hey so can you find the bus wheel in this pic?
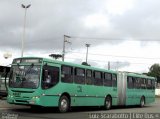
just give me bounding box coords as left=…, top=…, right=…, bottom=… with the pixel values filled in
left=140, top=97, right=145, bottom=107
left=58, top=95, right=70, bottom=113
left=104, top=96, right=112, bottom=110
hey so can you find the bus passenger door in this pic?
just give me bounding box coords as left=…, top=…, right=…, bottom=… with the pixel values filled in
left=41, top=63, right=60, bottom=106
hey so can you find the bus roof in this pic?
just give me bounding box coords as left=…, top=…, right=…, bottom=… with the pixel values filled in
left=13, top=57, right=155, bottom=79
left=13, top=57, right=117, bottom=74
left=43, top=57, right=117, bottom=74
left=126, top=72, right=155, bottom=80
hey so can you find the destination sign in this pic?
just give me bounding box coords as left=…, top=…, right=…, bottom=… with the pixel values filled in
left=13, top=58, right=42, bottom=64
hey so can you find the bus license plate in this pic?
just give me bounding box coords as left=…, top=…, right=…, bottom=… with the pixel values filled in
left=13, top=92, right=21, bottom=97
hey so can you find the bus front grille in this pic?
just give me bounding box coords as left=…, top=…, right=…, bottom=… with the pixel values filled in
left=15, top=100, right=29, bottom=103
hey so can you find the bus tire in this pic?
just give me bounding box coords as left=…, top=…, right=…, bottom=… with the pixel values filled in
left=58, top=95, right=70, bottom=113
left=104, top=96, right=112, bottom=110
left=140, top=96, right=145, bottom=107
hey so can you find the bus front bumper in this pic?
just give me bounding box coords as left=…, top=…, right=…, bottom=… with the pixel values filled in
left=7, top=95, right=41, bottom=106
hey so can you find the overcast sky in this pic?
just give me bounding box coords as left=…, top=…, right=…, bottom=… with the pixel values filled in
left=1, top=0, right=160, bottom=73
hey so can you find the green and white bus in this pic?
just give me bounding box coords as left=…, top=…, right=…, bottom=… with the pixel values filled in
left=7, top=57, right=155, bottom=112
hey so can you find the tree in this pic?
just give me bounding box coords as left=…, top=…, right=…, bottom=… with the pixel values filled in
left=81, top=62, right=90, bottom=66
left=147, top=63, right=160, bottom=83
left=49, top=54, right=62, bottom=60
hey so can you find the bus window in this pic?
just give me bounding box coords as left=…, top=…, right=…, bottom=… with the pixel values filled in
left=61, top=66, right=73, bottom=83
left=94, top=71, right=103, bottom=86
left=151, top=80, right=155, bottom=89
left=104, top=73, right=112, bottom=87
left=141, top=78, right=146, bottom=89
left=42, top=66, right=59, bottom=89
left=147, top=79, right=152, bottom=89
left=112, top=74, right=117, bottom=87
left=74, top=68, right=85, bottom=84
left=134, top=78, right=141, bottom=89
left=86, top=70, right=93, bottom=85
left=127, top=76, right=134, bottom=89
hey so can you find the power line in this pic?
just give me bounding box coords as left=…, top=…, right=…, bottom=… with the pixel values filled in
left=65, top=57, right=154, bottom=65
left=69, top=36, right=160, bottom=41
left=68, top=51, right=160, bottom=60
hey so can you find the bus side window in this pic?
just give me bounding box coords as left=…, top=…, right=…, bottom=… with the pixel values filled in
left=147, top=79, right=152, bottom=89
left=127, top=76, right=133, bottom=89
left=151, top=80, right=155, bottom=89
left=133, top=78, right=138, bottom=89
left=94, top=71, right=103, bottom=86
left=86, top=70, right=93, bottom=85
left=104, top=73, right=112, bottom=87
left=42, top=66, right=59, bottom=89
left=74, top=68, right=85, bottom=84
left=52, top=70, right=59, bottom=84
left=137, top=78, right=141, bottom=89
left=141, top=78, right=146, bottom=89
left=112, top=74, right=117, bottom=87
left=134, top=78, right=140, bottom=89
left=61, top=66, right=73, bottom=83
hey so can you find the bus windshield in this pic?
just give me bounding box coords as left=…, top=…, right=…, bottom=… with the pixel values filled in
left=9, top=65, right=41, bottom=89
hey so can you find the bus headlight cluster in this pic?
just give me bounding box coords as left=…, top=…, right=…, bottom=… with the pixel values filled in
left=32, top=96, right=40, bottom=99
left=8, top=95, right=13, bottom=98
left=29, top=96, right=40, bottom=104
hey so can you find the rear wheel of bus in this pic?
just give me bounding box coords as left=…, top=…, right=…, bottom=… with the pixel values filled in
left=140, top=96, right=145, bottom=107
left=58, top=95, right=70, bottom=113
left=104, top=96, right=112, bottom=110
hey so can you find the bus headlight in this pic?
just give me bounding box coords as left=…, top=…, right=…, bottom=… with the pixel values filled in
left=32, top=96, right=40, bottom=99
left=29, top=96, right=40, bottom=104
left=8, top=95, right=13, bottom=98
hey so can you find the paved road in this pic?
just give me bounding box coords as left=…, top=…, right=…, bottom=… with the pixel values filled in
left=0, top=98, right=160, bottom=119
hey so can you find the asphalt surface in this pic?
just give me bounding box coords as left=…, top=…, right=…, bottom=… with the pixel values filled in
left=0, top=98, right=160, bottom=119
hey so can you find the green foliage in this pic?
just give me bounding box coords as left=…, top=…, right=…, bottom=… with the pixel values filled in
left=147, top=63, right=160, bottom=83
left=49, top=54, right=62, bottom=60
left=81, top=62, right=90, bottom=66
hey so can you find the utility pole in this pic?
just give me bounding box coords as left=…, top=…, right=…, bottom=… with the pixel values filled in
left=21, top=4, right=31, bottom=57
left=85, top=44, right=90, bottom=64
left=62, top=35, right=71, bottom=61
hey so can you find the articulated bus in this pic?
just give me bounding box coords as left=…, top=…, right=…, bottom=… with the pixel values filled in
left=0, top=66, right=10, bottom=97
left=7, top=57, right=155, bottom=112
